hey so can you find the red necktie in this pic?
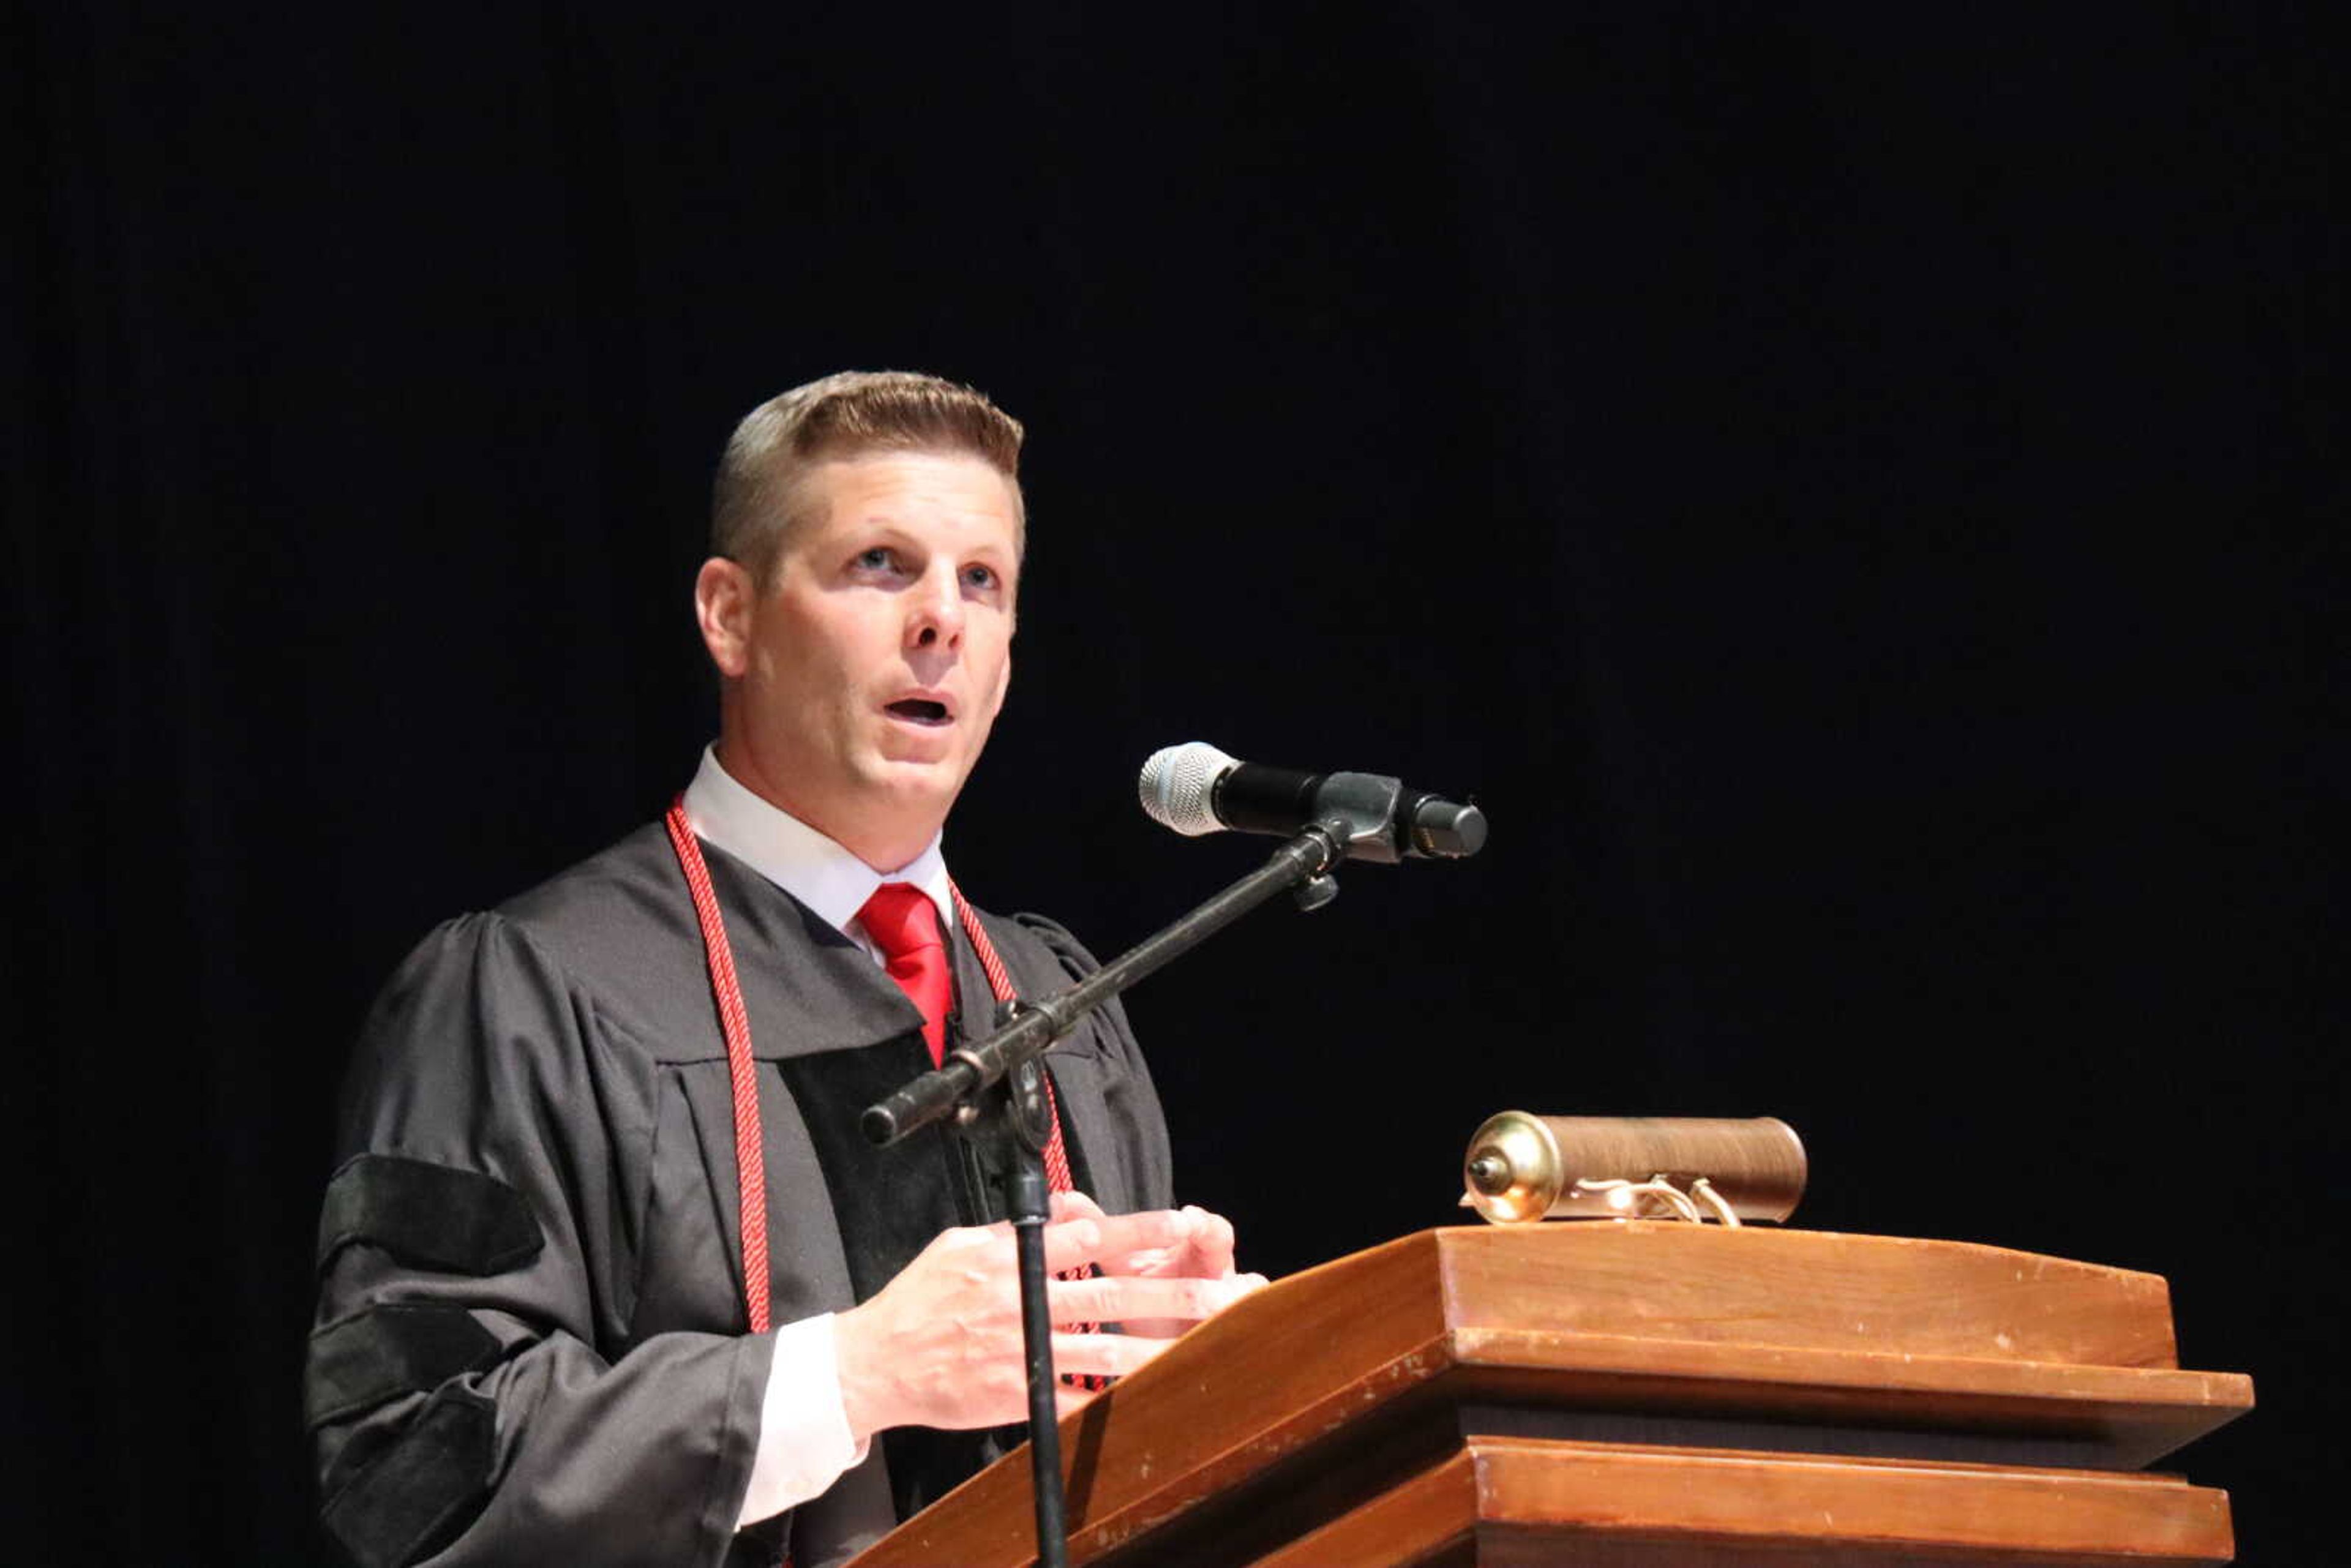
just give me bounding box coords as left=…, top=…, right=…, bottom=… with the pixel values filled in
left=858, top=883, right=953, bottom=1068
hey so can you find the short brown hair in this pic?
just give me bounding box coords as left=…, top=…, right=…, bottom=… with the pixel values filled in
left=710, top=370, right=1026, bottom=582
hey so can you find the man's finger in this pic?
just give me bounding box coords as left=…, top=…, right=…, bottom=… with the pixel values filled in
left=1048, top=1271, right=1254, bottom=1326
left=1120, top=1272, right=1272, bottom=1339
left=1049, top=1329, right=1173, bottom=1381
left=956, top=1194, right=1106, bottom=1258
left=1038, top=1207, right=1198, bottom=1276
left=1168, top=1204, right=1239, bottom=1276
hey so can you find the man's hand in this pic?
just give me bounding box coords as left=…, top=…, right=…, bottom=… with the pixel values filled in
left=831, top=1199, right=1268, bottom=1442
left=1049, top=1191, right=1267, bottom=1339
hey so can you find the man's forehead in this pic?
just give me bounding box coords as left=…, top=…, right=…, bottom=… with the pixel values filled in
left=789, top=449, right=1025, bottom=553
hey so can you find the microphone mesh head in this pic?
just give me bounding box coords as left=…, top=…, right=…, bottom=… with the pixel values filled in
left=1138, top=742, right=1238, bottom=836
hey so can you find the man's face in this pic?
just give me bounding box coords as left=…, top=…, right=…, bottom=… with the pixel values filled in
left=703, top=450, right=1021, bottom=870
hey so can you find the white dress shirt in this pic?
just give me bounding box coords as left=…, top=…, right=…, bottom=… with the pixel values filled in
left=680, top=745, right=954, bottom=1529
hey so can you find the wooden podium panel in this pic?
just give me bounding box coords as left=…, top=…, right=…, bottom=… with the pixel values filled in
left=847, top=1226, right=2252, bottom=1568
left=1251, top=1438, right=2235, bottom=1567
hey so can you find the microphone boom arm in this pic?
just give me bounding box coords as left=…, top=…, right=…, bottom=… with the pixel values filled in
left=861, top=820, right=1350, bottom=1146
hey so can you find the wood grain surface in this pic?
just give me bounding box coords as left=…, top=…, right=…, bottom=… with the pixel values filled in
left=1250, top=1436, right=2235, bottom=1567
left=1434, top=1223, right=2183, bottom=1364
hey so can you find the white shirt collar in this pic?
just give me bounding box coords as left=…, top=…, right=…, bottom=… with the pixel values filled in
left=681, top=745, right=954, bottom=953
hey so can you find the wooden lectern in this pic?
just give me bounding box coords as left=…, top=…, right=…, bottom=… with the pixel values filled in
left=847, top=1225, right=2253, bottom=1566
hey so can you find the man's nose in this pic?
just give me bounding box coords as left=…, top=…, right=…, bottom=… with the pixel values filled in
left=906, top=565, right=964, bottom=650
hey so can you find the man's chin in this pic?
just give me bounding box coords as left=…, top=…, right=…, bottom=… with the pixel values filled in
left=856, top=756, right=969, bottom=819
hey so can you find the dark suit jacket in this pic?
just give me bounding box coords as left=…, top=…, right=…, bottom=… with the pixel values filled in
left=308, top=822, right=1174, bottom=1568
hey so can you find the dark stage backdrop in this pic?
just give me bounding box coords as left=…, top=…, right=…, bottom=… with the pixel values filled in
left=6, top=5, right=2339, bottom=1561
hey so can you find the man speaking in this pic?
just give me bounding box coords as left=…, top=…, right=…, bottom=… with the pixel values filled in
left=307, top=372, right=1259, bottom=1567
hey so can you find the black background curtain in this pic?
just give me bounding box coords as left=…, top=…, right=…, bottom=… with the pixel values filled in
left=5, top=5, right=2339, bottom=1560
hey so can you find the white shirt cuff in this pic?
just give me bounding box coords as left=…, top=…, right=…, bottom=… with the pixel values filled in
left=737, top=1312, right=872, bottom=1528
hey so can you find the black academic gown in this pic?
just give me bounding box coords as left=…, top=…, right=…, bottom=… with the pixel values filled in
left=307, top=823, right=1174, bottom=1568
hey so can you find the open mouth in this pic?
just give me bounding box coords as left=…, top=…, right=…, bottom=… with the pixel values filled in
left=885, top=698, right=951, bottom=726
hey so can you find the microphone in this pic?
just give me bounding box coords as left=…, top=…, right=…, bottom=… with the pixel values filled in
left=1138, top=742, right=1487, bottom=863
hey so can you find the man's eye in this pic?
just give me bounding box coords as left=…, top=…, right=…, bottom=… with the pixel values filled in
left=854, top=547, right=896, bottom=572
left=962, top=564, right=999, bottom=591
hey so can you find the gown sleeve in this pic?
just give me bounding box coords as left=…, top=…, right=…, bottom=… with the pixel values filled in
left=307, top=912, right=774, bottom=1568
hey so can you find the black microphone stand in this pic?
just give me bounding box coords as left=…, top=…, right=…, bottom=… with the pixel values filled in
left=861, top=820, right=1354, bottom=1568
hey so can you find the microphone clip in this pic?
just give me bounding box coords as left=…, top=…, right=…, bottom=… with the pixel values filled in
left=1305, top=771, right=1421, bottom=866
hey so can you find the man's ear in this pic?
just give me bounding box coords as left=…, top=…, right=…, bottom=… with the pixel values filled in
left=694, top=557, right=755, bottom=680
